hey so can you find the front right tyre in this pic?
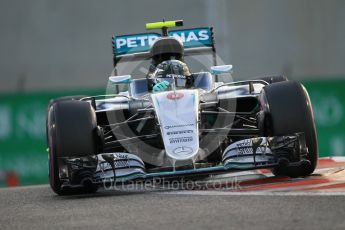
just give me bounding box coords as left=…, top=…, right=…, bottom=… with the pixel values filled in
left=47, top=99, right=98, bottom=195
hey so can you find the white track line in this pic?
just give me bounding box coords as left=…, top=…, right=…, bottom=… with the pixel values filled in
left=160, top=190, right=345, bottom=196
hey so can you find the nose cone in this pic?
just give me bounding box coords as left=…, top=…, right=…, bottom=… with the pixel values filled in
left=151, top=89, right=199, bottom=160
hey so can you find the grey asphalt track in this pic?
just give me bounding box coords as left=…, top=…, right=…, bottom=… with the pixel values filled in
left=0, top=185, right=345, bottom=230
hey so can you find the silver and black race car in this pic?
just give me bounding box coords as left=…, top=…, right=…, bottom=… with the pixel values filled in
left=46, top=20, right=318, bottom=195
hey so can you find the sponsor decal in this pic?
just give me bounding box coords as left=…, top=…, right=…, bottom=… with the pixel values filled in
left=0, top=106, right=11, bottom=139
left=169, top=29, right=210, bottom=44
left=114, top=28, right=213, bottom=55
left=236, top=139, right=251, bottom=148
left=114, top=153, right=129, bottom=159
left=173, top=146, right=194, bottom=155
left=237, top=147, right=253, bottom=155
left=232, top=139, right=270, bottom=155
left=167, top=130, right=193, bottom=135
left=100, top=153, right=131, bottom=168
left=113, top=160, right=130, bottom=168
left=236, top=139, right=253, bottom=155
left=167, top=92, right=184, bottom=100
left=116, top=34, right=159, bottom=49
left=100, top=160, right=130, bottom=169
left=169, top=136, right=193, bottom=144
left=164, top=124, right=194, bottom=130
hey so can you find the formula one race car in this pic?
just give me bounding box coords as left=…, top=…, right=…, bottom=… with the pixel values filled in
left=46, top=20, right=318, bottom=195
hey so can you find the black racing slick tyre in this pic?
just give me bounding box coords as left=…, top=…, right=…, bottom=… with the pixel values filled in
left=48, top=95, right=87, bottom=107
left=257, top=75, right=288, bottom=84
left=262, top=81, right=318, bottom=177
left=46, top=96, right=87, bottom=143
left=47, top=100, right=98, bottom=195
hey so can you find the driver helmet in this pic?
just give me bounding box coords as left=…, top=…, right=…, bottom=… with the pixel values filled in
left=150, top=37, right=184, bottom=66
left=154, top=60, right=192, bottom=88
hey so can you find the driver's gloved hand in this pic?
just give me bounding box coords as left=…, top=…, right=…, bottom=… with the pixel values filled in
left=153, top=80, right=170, bottom=92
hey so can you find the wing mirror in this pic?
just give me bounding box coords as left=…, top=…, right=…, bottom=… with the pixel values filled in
left=108, top=75, right=132, bottom=84
left=210, top=65, right=233, bottom=75
left=108, top=75, right=132, bottom=96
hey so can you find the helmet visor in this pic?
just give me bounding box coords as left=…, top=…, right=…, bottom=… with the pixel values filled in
left=156, top=74, right=187, bottom=88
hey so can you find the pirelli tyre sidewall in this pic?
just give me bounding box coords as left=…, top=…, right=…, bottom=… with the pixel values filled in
left=262, top=81, right=318, bottom=177
left=47, top=99, right=97, bottom=195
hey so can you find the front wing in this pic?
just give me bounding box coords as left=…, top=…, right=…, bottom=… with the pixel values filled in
left=60, top=134, right=309, bottom=189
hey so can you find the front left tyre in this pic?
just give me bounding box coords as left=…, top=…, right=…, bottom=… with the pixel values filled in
left=262, top=81, right=318, bottom=177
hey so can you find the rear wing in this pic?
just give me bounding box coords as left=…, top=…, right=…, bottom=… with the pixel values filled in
left=111, top=27, right=216, bottom=66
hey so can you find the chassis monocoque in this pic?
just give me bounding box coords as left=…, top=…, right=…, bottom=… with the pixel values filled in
left=46, top=22, right=318, bottom=195
left=46, top=75, right=318, bottom=195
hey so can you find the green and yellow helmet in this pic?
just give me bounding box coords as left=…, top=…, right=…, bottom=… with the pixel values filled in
left=154, top=60, right=192, bottom=89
